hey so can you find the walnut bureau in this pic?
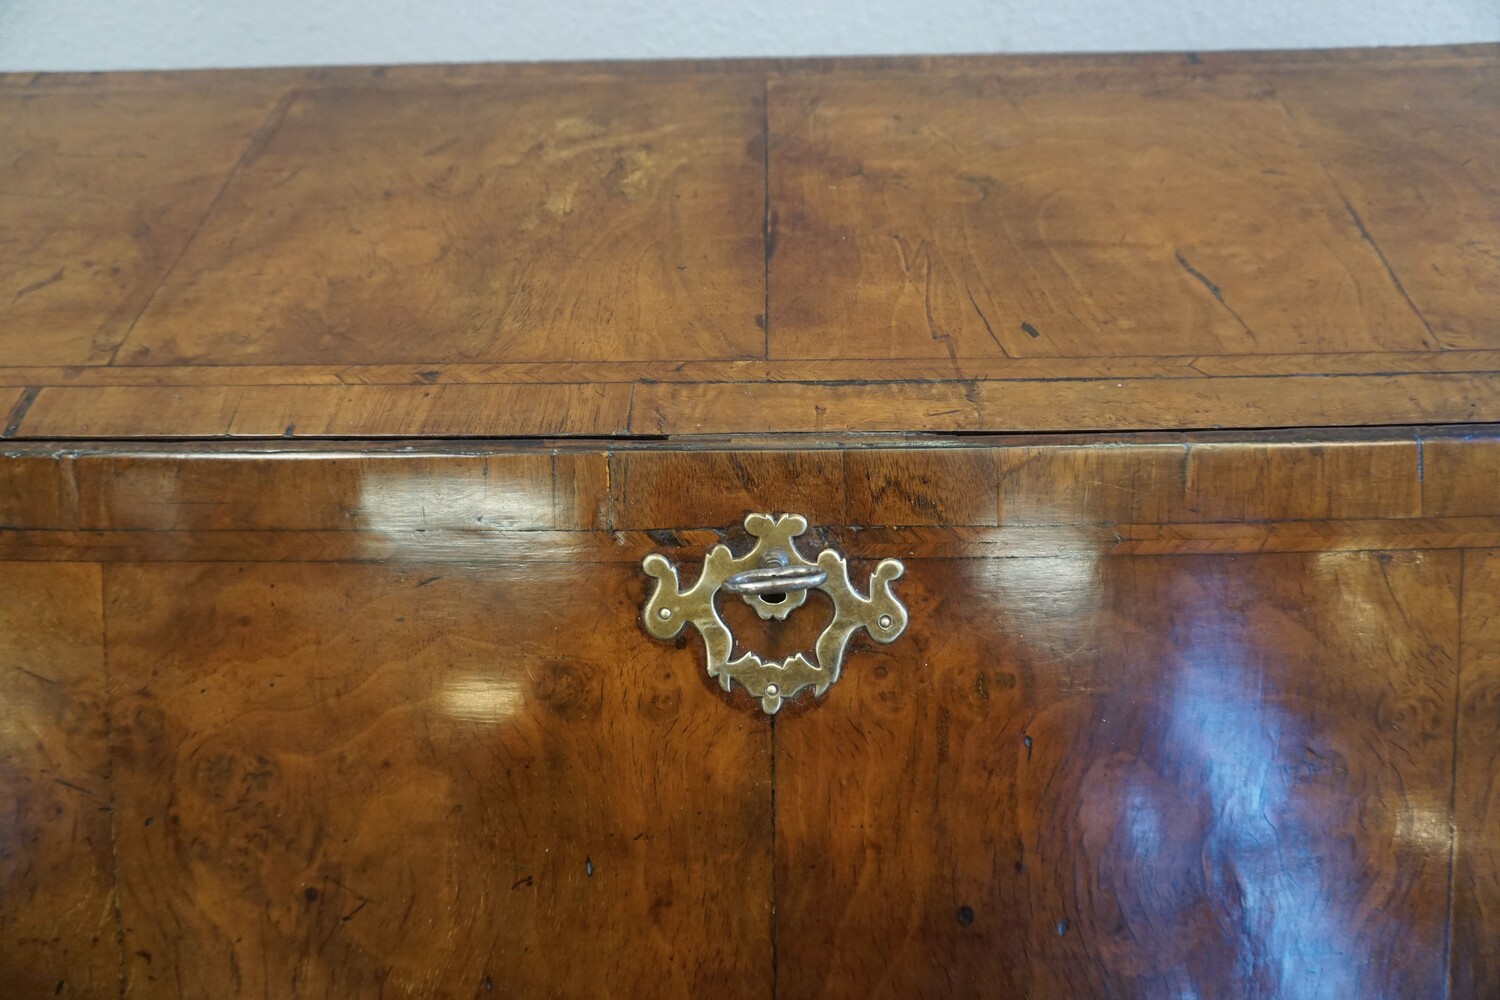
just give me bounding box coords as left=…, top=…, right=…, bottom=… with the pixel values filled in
left=1, top=45, right=1499, bottom=999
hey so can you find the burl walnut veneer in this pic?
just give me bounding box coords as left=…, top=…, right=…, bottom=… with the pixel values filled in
left=1, top=44, right=1498, bottom=999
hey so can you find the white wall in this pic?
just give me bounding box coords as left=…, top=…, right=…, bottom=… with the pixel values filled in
left=0, top=0, right=1496, bottom=72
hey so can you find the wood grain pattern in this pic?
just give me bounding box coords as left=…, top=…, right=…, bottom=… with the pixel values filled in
left=0, top=435, right=1495, bottom=995
left=1182, top=439, right=1419, bottom=521
left=995, top=439, right=1422, bottom=526
left=105, top=561, right=772, bottom=997
left=1423, top=436, right=1500, bottom=518
left=1, top=47, right=1497, bottom=437
left=4, top=519, right=1500, bottom=567
left=2, top=42, right=1499, bottom=997
left=0, top=84, right=289, bottom=366
left=111, top=77, right=765, bottom=366
left=17, top=383, right=633, bottom=438
left=0, top=429, right=1479, bottom=535
left=0, top=387, right=27, bottom=435
left=767, top=70, right=1436, bottom=360
left=1276, top=64, right=1500, bottom=350
left=74, top=452, right=608, bottom=532
left=774, top=551, right=1460, bottom=998
left=627, top=373, right=1500, bottom=436
left=4, top=349, right=1500, bottom=389
left=618, top=450, right=851, bottom=530
left=846, top=448, right=1002, bottom=527
left=617, top=440, right=1424, bottom=530
left=1455, top=549, right=1500, bottom=998
left=12, top=372, right=1498, bottom=439
left=0, top=563, right=116, bottom=998
left=0, top=452, right=79, bottom=530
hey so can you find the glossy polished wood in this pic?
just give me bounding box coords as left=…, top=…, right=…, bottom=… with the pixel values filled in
left=776, top=550, right=1459, bottom=998
left=3, top=42, right=1499, bottom=1000
left=0, top=433, right=1495, bottom=996
left=1, top=46, right=1498, bottom=437
left=615, top=436, right=1429, bottom=528
left=0, top=432, right=1497, bottom=566
left=0, top=427, right=1490, bottom=533
left=0, top=563, right=116, bottom=998
left=1456, top=550, right=1500, bottom=996
left=105, top=562, right=771, bottom=997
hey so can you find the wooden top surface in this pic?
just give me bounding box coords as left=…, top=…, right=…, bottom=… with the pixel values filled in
left=1, top=44, right=1497, bottom=439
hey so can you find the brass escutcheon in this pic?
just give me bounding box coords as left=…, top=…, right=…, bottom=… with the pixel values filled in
left=641, top=513, right=908, bottom=714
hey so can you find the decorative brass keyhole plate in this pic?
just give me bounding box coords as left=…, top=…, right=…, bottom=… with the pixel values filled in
left=641, top=513, right=908, bottom=714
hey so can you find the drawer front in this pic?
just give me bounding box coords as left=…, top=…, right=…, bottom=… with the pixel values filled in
left=0, top=432, right=1497, bottom=998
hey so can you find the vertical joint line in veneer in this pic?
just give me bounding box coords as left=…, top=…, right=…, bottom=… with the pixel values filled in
left=547, top=451, right=559, bottom=528
left=100, top=565, right=127, bottom=1000
left=1444, top=549, right=1464, bottom=1000
left=761, top=73, right=772, bottom=361
left=1417, top=433, right=1428, bottom=514
left=105, top=87, right=302, bottom=367
left=2, top=385, right=39, bottom=437
left=769, top=712, right=778, bottom=1000
left=604, top=449, right=617, bottom=532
